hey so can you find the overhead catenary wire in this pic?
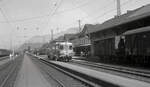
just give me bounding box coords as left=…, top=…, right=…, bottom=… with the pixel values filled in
left=90, top=0, right=133, bottom=23
left=51, top=0, right=133, bottom=29
left=0, top=7, right=14, bottom=51
left=0, top=0, right=108, bottom=23
left=0, top=0, right=132, bottom=23
left=0, top=0, right=62, bottom=23
left=71, top=0, right=132, bottom=25
left=0, top=0, right=134, bottom=27
left=45, top=0, right=63, bottom=29
left=0, top=0, right=91, bottom=23
left=55, top=0, right=93, bottom=14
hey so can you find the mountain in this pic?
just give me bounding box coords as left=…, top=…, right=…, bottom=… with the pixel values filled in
left=18, top=27, right=80, bottom=51
left=28, top=27, right=79, bottom=44
left=17, top=43, right=43, bottom=51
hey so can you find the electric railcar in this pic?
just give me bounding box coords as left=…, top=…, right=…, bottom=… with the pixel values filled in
left=47, top=41, right=74, bottom=62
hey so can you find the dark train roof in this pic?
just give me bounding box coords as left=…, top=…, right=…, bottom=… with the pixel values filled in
left=123, top=26, right=150, bottom=35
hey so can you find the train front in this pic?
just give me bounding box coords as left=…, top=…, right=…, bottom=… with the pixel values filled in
left=58, top=42, right=74, bottom=61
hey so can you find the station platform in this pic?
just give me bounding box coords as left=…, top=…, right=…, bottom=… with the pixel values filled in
left=72, top=56, right=100, bottom=62
left=14, top=55, right=52, bottom=87
left=72, top=56, right=85, bottom=58
left=51, top=61, right=150, bottom=87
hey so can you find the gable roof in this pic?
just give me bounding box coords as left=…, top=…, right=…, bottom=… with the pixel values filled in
left=87, top=4, right=150, bottom=34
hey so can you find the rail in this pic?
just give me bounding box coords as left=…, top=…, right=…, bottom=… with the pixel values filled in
left=30, top=54, right=94, bottom=87
left=0, top=56, right=9, bottom=61
left=71, top=59, right=150, bottom=82
left=39, top=59, right=119, bottom=87
left=0, top=55, right=23, bottom=87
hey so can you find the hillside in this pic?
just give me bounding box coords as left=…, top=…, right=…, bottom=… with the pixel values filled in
left=18, top=27, right=80, bottom=51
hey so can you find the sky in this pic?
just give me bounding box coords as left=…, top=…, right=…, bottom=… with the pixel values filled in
left=0, top=0, right=149, bottom=49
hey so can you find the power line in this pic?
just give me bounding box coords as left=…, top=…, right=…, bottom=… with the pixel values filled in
left=55, top=0, right=93, bottom=14
left=73, top=0, right=133, bottom=25
left=46, top=0, right=63, bottom=28
left=69, top=0, right=115, bottom=24
left=0, top=8, right=11, bottom=24
left=0, top=0, right=62, bottom=23
left=0, top=7, right=14, bottom=50
left=90, top=0, right=133, bottom=22
left=0, top=0, right=92, bottom=23
left=0, top=0, right=133, bottom=26
left=0, top=15, right=47, bottom=23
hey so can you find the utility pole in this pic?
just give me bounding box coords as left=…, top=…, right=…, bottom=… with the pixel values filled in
left=0, top=8, right=15, bottom=58
left=78, top=20, right=81, bottom=32
left=51, top=29, right=53, bottom=41
left=117, top=0, right=121, bottom=16
left=115, top=0, right=122, bottom=50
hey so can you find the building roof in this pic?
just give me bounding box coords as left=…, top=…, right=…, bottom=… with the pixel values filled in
left=123, top=26, right=150, bottom=35
left=81, top=24, right=96, bottom=35
left=87, top=4, right=150, bottom=34
left=54, top=34, right=76, bottom=41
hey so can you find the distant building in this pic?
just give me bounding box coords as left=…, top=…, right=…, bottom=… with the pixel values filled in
left=68, top=24, right=94, bottom=56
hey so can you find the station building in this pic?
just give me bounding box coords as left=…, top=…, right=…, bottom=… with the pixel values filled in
left=52, top=4, right=150, bottom=60
left=52, top=25, right=93, bottom=56
left=86, top=4, right=150, bottom=61
left=69, top=24, right=93, bottom=56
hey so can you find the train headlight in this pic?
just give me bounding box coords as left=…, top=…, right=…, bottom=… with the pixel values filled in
left=69, top=52, right=74, bottom=56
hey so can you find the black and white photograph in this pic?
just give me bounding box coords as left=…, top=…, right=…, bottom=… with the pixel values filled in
left=0, top=0, right=150, bottom=87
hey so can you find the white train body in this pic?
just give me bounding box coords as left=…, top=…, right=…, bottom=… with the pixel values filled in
left=57, top=42, right=74, bottom=58
left=48, top=41, right=74, bottom=61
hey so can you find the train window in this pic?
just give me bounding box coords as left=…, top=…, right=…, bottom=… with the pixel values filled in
left=69, top=46, right=72, bottom=50
left=59, top=45, right=63, bottom=50
left=56, top=46, right=58, bottom=49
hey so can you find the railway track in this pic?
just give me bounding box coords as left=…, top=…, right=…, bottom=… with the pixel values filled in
left=0, top=55, right=23, bottom=87
left=29, top=53, right=150, bottom=87
left=31, top=58, right=66, bottom=87
left=30, top=55, right=101, bottom=87
left=0, top=56, right=9, bottom=61
left=70, top=59, right=150, bottom=83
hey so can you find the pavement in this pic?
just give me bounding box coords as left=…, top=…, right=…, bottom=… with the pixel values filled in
left=14, top=54, right=52, bottom=87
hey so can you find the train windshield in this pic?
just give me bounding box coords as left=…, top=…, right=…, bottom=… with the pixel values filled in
left=59, top=44, right=73, bottom=50
left=59, top=45, right=64, bottom=50
left=69, top=45, right=73, bottom=50
left=63, top=45, right=69, bottom=50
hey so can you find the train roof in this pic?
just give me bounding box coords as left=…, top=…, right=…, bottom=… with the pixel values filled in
left=56, top=41, right=73, bottom=45
left=123, top=26, right=150, bottom=35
